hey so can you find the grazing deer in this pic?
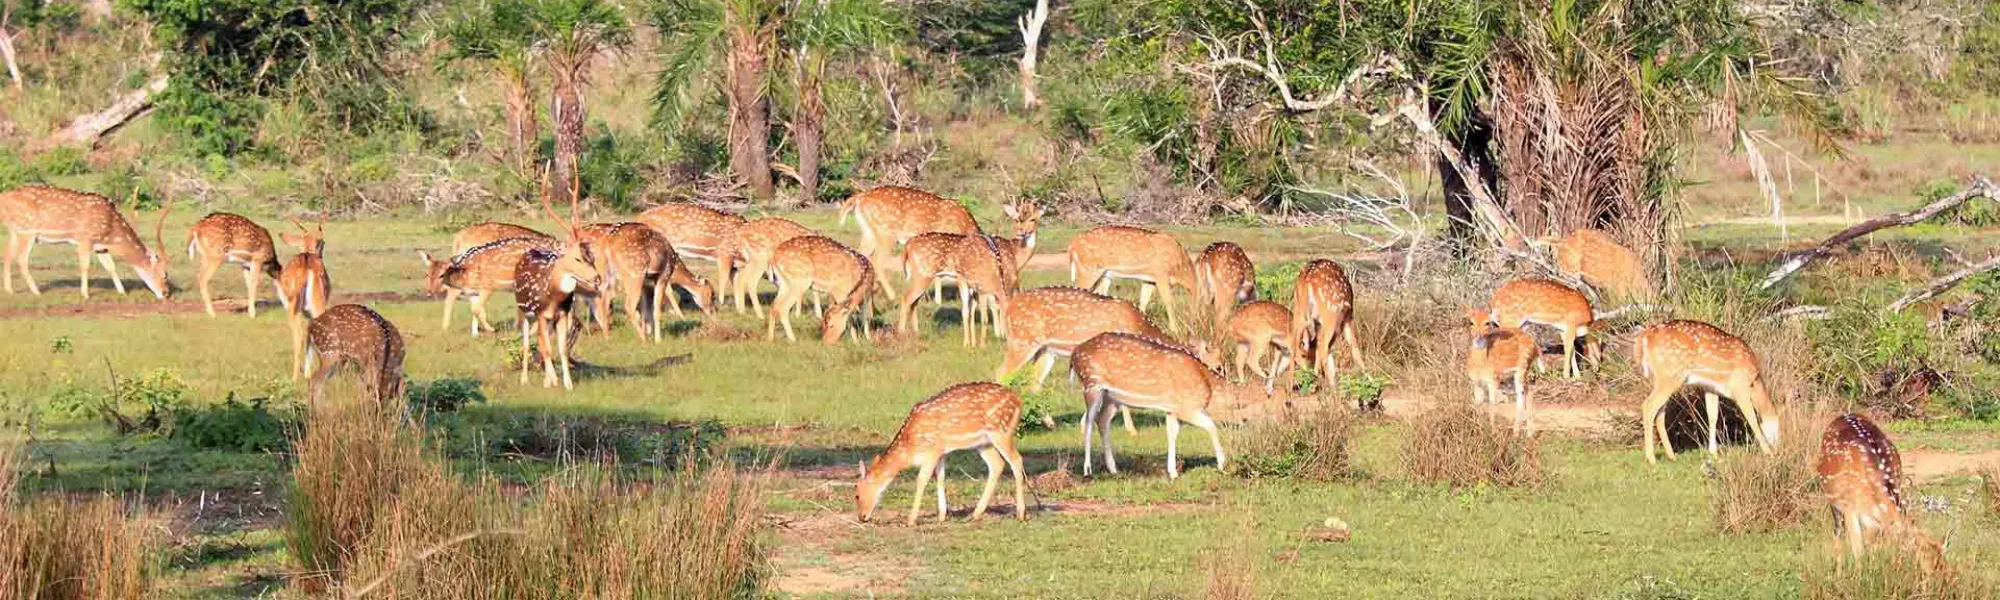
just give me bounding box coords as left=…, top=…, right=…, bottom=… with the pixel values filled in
left=714, top=217, right=814, bottom=313
left=303, top=304, right=405, bottom=406
left=1073, top=332, right=1251, bottom=479
left=1465, top=308, right=1541, bottom=433
left=1816, top=413, right=1943, bottom=565
left=855, top=382, right=1028, bottom=525
left=767, top=235, right=877, bottom=345
left=1290, top=259, right=1364, bottom=387
left=276, top=221, right=331, bottom=379
left=1, top=186, right=172, bottom=300
left=840, top=186, right=980, bottom=299
left=1067, top=225, right=1197, bottom=333
left=636, top=202, right=746, bottom=266
left=452, top=222, right=552, bottom=255
left=897, top=233, right=1018, bottom=346
left=186, top=212, right=279, bottom=317
left=578, top=222, right=709, bottom=341
left=997, top=286, right=1162, bottom=432
left=1632, top=320, right=1781, bottom=464
left=1195, top=241, right=1256, bottom=326
left=1537, top=229, right=1652, bottom=300
left=1225, top=300, right=1292, bottom=393
left=514, top=182, right=601, bottom=390
left=1484, top=278, right=1596, bottom=378
left=419, top=236, right=560, bottom=336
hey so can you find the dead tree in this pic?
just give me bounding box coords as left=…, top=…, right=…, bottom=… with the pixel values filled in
left=1016, top=0, right=1049, bottom=108
left=1759, top=176, right=2000, bottom=290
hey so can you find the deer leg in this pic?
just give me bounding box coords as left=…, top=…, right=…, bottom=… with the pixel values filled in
left=1341, top=318, right=1366, bottom=371
left=932, top=276, right=944, bottom=305
left=440, top=288, right=460, bottom=331
left=1844, top=510, right=1865, bottom=558
left=1703, top=392, right=1722, bottom=455
left=624, top=279, right=649, bottom=341
left=870, top=245, right=899, bottom=301
left=957, top=284, right=975, bottom=347
left=74, top=246, right=93, bottom=298
left=907, top=458, right=935, bottom=526
left=651, top=276, right=667, bottom=342
left=1188, top=410, right=1226, bottom=473
left=1159, top=284, right=1182, bottom=335
left=2, top=233, right=15, bottom=293
left=932, top=459, right=949, bottom=522
left=242, top=266, right=260, bottom=317
left=1082, top=392, right=1100, bottom=477
left=559, top=313, right=577, bottom=389
left=1314, top=319, right=1337, bottom=385
left=996, top=342, right=1033, bottom=382
left=519, top=319, right=533, bottom=384
left=1515, top=372, right=1530, bottom=434
left=194, top=257, right=218, bottom=316
left=95, top=252, right=126, bottom=294
left=15, top=236, right=39, bottom=294
left=1164, top=412, right=1182, bottom=479
left=289, top=315, right=309, bottom=380
left=997, top=437, right=1027, bottom=520
left=741, top=256, right=767, bottom=313
left=1119, top=405, right=1137, bottom=435
left=1640, top=384, right=1678, bottom=464
left=896, top=272, right=930, bottom=334
left=538, top=319, right=559, bottom=387
left=1234, top=342, right=1251, bottom=382
left=1137, top=281, right=1155, bottom=312
left=307, top=357, right=338, bottom=407
left=1097, top=392, right=1120, bottom=474
left=1561, top=326, right=1579, bottom=378
left=1267, top=348, right=1292, bottom=395
left=769, top=278, right=804, bottom=342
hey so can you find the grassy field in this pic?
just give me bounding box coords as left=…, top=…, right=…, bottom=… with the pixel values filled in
left=4, top=191, right=1999, bottom=599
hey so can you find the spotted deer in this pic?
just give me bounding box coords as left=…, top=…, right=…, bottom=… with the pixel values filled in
left=1, top=186, right=172, bottom=300
left=419, top=236, right=560, bottom=336
left=276, top=221, right=331, bottom=380
left=1484, top=278, right=1596, bottom=378
left=1632, top=320, right=1781, bottom=464
left=636, top=202, right=746, bottom=266
left=840, top=186, right=980, bottom=299
left=714, top=217, right=814, bottom=313
left=1225, top=300, right=1292, bottom=393
left=1195, top=241, right=1256, bottom=326
left=1537, top=229, right=1652, bottom=300
left=899, top=199, right=1043, bottom=315
left=996, top=286, right=1164, bottom=432
left=303, top=304, right=405, bottom=407
left=1074, top=332, right=1253, bottom=479
left=1817, top=413, right=1942, bottom=564
left=1465, top=308, right=1541, bottom=433
left=578, top=222, right=709, bottom=341
left=452, top=222, right=552, bottom=255
left=766, top=235, right=877, bottom=345
left=896, top=233, right=1018, bottom=347
left=855, top=382, right=1027, bottom=525
left=1290, top=259, right=1364, bottom=387
left=1067, top=225, right=1197, bottom=334
left=186, top=213, right=279, bottom=317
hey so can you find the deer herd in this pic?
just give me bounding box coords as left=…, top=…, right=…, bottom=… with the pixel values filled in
left=0, top=182, right=1949, bottom=558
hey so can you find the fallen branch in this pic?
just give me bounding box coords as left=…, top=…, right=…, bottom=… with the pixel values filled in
left=1762, top=305, right=1832, bottom=322
left=1758, top=175, right=1999, bottom=290
left=344, top=528, right=525, bottom=599
left=50, top=71, right=169, bottom=148
left=1886, top=254, right=2000, bottom=314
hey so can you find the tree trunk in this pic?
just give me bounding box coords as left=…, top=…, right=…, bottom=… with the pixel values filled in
left=1016, top=0, right=1048, bottom=109
left=49, top=74, right=168, bottom=147
left=0, top=26, right=22, bottom=90
left=794, top=75, right=825, bottom=207
left=550, top=68, right=585, bottom=204
left=1433, top=100, right=1501, bottom=251
left=726, top=15, right=774, bottom=202
left=505, top=70, right=539, bottom=178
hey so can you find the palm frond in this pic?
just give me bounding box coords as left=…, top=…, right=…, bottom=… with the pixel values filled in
left=648, top=0, right=726, bottom=132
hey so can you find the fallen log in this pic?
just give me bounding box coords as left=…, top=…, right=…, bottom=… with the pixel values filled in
left=49, top=72, right=168, bottom=148
left=1759, top=175, right=2000, bottom=290
left=1886, top=254, right=2000, bottom=314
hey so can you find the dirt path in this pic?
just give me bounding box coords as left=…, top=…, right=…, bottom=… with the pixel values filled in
left=1902, top=450, right=2000, bottom=482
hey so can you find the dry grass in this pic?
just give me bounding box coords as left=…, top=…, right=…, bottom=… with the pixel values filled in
left=1231, top=401, right=1358, bottom=481
left=285, top=398, right=438, bottom=592
left=0, top=439, right=158, bottom=600
left=1399, top=405, right=1545, bottom=489
left=1981, top=466, right=2000, bottom=519
left=1707, top=405, right=1829, bottom=534
left=1801, top=538, right=1994, bottom=600
left=1201, top=518, right=1259, bottom=600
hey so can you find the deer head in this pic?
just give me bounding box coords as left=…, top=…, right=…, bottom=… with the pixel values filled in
left=283, top=220, right=326, bottom=255
left=540, top=166, right=602, bottom=296
left=1002, top=199, right=1045, bottom=251
left=135, top=191, right=173, bottom=300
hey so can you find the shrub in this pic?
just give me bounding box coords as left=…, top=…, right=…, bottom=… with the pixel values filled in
left=1400, top=405, right=1544, bottom=489
left=480, top=416, right=725, bottom=468
left=1232, top=402, right=1356, bottom=481
left=0, top=441, right=159, bottom=600
left=170, top=394, right=294, bottom=452
left=286, top=398, right=437, bottom=592
left=1200, top=518, right=1259, bottom=600
left=1706, top=406, right=1824, bottom=534
left=406, top=377, right=487, bottom=414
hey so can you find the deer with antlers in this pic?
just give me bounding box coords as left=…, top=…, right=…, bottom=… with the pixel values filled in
left=276, top=221, right=331, bottom=379
left=1816, top=413, right=1943, bottom=565
left=420, top=236, right=560, bottom=336
left=1195, top=241, right=1256, bottom=326
left=577, top=222, right=710, bottom=341
left=635, top=202, right=745, bottom=267
left=1536, top=229, right=1653, bottom=300
left=1068, top=225, right=1197, bottom=334
left=1225, top=300, right=1293, bottom=393
left=1290, top=259, right=1364, bottom=388
left=766, top=235, right=877, bottom=345
left=1, top=186, right=172, bottom=300
left=1465, top=308, right=1541, bottom=433
left=303, top=304, right=405, bottom=407
left=856, top=382, right=1028, bottom=525
left=185, top=213, right=278, bottom=317
left=452, top=222, right=552, bottom=255
left=1074, top=332, right=1257, bottom=479
left=514, top=178, right=602, bottom=390
left=713, top=217, right=815, bottom=314
left=1483, top=278, right=1596, bottom=378
left=1632, top=320, right=1781, bottom=464
left=839, top=186, right=980, bottom=299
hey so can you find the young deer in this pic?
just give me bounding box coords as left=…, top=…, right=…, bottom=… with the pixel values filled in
left=1465, top=308, right=1541, bottom=433
left=578, top=222, right=709, bottom=341
left=1225, top=300, right=1292, bottom=393
left=186, top=212, right=278, bottom=317
left=996, top=286, right=1162, bottom=432
left=452, top=222, right=552, bottom=255
left=1632, top=320, right=1782, bottom=464
left=900, top=199, right=1043, bottom=316
left=276, top=221, right=332, bottom=380
left=514, top=183, right=601, bottom=390
left=855, top=382, right=1027, bottom=525
left=1290, top=259, right=1364, bottom=387
left=635, top=202, right=746, bottom=265
left=419, top=236, right=560, bottom=336
left=1537, top=229, right=1652, bottom=300
left=1485, top=278, right=1595, bottom=378
left=766, top=235, right=877, bottom=345
left=896, top=233, right=1017, bottom=347
left=1067, top=225, right=1197, bottom=334
left=713, top=217, right=814, bottom=313
left=1, top=186, right=172, bottom=300
left=839, top=186, right=980, bottom=299
left=303, top=304, right=405, bottom=407
left=1073, top=332, right=1249, bottom=479
left=1195, top=241, right=1256, bottom=326
left=1817, top=413, right=1942, bottom=565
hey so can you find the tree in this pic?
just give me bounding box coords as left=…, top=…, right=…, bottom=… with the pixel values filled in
left=524, top=0, right=633, bottom=203
left=1016, top=0, right=1049, bottom=108
left=0, top=0, right=80, bottom=89
left=653, top=0, right=781, bottom=202
left=441, top=0, right=542, bottom=177
left=784, top=0, right=895, bottom=205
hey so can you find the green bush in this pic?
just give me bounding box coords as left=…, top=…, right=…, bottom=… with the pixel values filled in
left=170, top=395, right=294, bottom=452
left=407, top=378, right=487, bottom=414
left=478, top=417, right=725, bottom=468
left=1232, top=402, right=1356, bottom=481
left=1255, top=261, right=1303, bottom=302
left=579, top=129, right=647, bottom=211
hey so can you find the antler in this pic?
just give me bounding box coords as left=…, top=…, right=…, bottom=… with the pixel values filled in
left=151, top=188, right=172, bottom=261
left=537, top=163, right=575, bottom=238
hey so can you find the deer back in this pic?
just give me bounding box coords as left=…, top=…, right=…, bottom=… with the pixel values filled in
left=189, top=213, right=278, bottom=272
left=453, top=222, right=552, bottom=255
left=1490, top=279, right=1593, bottom=329
left=901, top=232, right=963, bottom=279
left=1070, top=225, right=1195, bottom=285
left=1633, top=320, right=1761, bottom=382
left=1553, top=229, right=1652, bottom=299
left=1005, top=287, right=1166, bottom=349
left=636, top=203, right=745, bottom=259
left=308, top=304, right=404, bottom=368
left=1817, top=413, right=1904, bottom=527
left=847, top=186, right=980, bottom=238
left=1227, top=300, right=1291, bottom=345
left=1072, top=332, right=1218, bottom=407
left=429, top=237, right=559, bottom=294
left=1197, top=242, right=1256, bottom=301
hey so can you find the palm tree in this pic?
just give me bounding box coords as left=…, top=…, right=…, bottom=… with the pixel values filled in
left=654, top=0, right=783, bottom=202
left=440, top=0, right=542, bottom=176
left=527, top=0, right=633, bottom=202
left=784, top=0, right=895, bottom=205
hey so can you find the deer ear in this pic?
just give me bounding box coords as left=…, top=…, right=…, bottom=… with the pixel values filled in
left=418, top=251, right=433, bottom=265
left=856, top=459, right=868, bottom=479
left=1002, top=204, right=1019, bottom=220
left=282, top=233, right=304, bottom=248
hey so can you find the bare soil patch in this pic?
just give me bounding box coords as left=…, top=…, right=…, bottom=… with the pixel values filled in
left=1903, top=450, right=2000, bottom=482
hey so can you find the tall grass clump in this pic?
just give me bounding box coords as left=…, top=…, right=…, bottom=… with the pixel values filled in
left=285, top=398, right=437, bottom=592
left=1801, top=540, right=1993, bottom=600
left=1232, top=402, right=1357, bottom=481
left=0, top=440, right=157, bottom=600
left=1980, top=466, right=2000, bottom=519
left=1399, top=405, right=1545, bottom=489
left=1200, top=518, right=1259, bottom=600
left=1707, top=406, right=1826, bottom=534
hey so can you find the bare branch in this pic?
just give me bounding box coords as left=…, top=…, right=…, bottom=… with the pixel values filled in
left=1759, top=175, right=2000, bottom=290
left=1189, top=1, right=1402, bottom=112
left=1886, top=254, right=2000, bottom=314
